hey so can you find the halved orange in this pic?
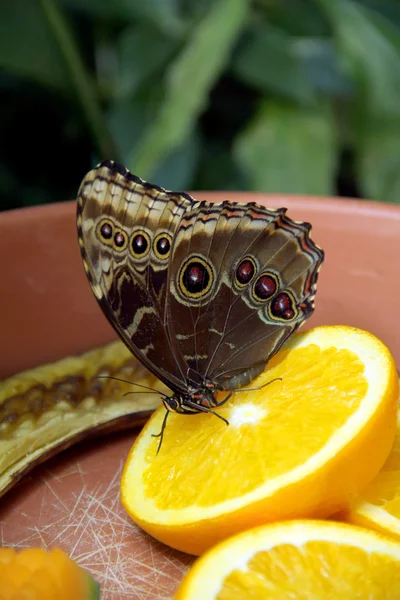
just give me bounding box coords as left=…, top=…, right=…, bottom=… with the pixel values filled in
left=342, top=409, right=400, bottom=540
left=174, top=520, right=400, bottom=599
left=121, top=326, right=398, bottom=555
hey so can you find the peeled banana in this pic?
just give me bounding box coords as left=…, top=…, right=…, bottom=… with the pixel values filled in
left=0, top=341, right=167, bottom=498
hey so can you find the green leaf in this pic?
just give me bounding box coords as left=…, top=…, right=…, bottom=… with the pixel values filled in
left=357, top=0, right=400, bottom=26
left=108, top=97, right=158, bottom=161
left=232, top=24, right=316, bottom=103
left=195, top=141, right=249, bottom=191
left=130, top=0, right=249, bottom=177
left=0, top=0, right=69, bottom=90
left=61, top=0, right=124, bottom=17
left=61, top=0, right=186, bottom=36
left=293, top=38, right=352, bottom=96
left=317, top=0, right=400, bottom=116
left=117, top=0, right=186, bottom=37
left=356, top=115, right=400, bottom=203
left=61, top=0, right=124, bottom=18
left=258, top=0, right=330, bottom=37
left=108, top=98, right=200, bottom=189
left=40, top=0, right=114, bottom=158
left=117, top=26, right=177, bottom=99
left=234, top=100, right=336, bottom=195
left=150, top=133, right=201, bottom=190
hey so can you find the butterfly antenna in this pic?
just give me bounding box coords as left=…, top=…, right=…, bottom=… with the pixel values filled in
left=152, top=410, right=170, bottom=455
left=122, top=390, right=164, bottom=397
left=122, top=391, right=163, bottom=396
left=96, top=375, right=165, bottom=395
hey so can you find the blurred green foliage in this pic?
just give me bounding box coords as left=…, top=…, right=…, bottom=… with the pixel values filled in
left=2, top=0, right=400, bottom=210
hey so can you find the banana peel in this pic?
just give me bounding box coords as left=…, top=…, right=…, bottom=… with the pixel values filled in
left=0, top=341, right=166, bottom=498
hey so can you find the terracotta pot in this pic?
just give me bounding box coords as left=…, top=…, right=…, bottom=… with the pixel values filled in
left=1, top=195, right=399, bottom=599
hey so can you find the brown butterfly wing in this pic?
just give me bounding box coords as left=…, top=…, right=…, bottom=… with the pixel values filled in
left=165, top=201, right=324, bottom=390
left=76, top=160, right=196, bottom=393
left=77, top=161, right=324, bottom=395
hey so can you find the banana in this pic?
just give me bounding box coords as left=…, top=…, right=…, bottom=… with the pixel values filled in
left=0, top=341, right=167, bottom=498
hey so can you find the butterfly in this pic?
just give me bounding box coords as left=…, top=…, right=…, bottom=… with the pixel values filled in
left=77, top=160, right=324, bottom=449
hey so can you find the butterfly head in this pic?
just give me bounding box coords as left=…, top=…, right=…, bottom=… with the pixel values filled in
left=162, top=386, right=217, bottom=415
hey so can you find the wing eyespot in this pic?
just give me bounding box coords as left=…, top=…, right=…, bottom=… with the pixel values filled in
left=153, top=232, right=172, bottom=260
left=130, top=230, right=151, bottom=259
left=235, top=256, right=256, bottom=288
left=95, top=218, right=128, bottom=252
left=178, top=255, right=214, bottom=300
left=113, top=229, right=128, bottom=252
left=96, top=218, right=114, bottom=246
left=268, top=291, right=298, bottom=322
left=252, top=272, right=279, bottom=302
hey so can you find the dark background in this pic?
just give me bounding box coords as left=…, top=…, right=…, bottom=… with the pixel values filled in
left=2, top=0, right=400, bottom=211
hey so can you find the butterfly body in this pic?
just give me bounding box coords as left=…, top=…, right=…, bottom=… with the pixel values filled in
left=77, top=160, right=324, bottom=423
left=164, top=383, right=220, bottom=414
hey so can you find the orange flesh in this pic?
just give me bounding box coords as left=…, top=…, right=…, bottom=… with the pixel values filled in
left=358, top=418, right=400, bottom=518
left=217, top=541, right=400, bottom=599
left=0, top=548, right=93, bottom=599
left=143, top=345, right=367, bottom=509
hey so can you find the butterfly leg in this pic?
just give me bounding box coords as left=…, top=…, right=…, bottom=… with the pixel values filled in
left=232, top=377, right=282, bottom=393
left=152, top=410, right=170, bottom=455
left=185, top=400, right=229, bottom=426
left=214, top=391, right=233, bottom=407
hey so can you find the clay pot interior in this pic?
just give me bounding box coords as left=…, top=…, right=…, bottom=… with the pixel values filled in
left=0, top=194, right=399, bottom=599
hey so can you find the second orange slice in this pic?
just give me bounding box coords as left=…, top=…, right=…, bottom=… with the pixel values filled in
left=121, top=326, right=398, bottom=554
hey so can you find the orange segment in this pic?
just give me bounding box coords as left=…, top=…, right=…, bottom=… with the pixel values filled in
left=342, top=408, right=400, bottom=540
left=121, top=326, right=398, bottom=554
left=144, top=344, right=367, bottom=508
left=174, top=520, right=400, bottom=599
left=0, top=548, right=99, bottom=599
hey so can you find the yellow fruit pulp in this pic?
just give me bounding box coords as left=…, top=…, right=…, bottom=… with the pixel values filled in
left=121, top=326, right=398, bottom=554
left=174, top=520, right=400, bottom=599
left=144, top=344, right=367, bottom=509
left=344, top=410, right=400, bottom=540
left=361, top=413, right=400, bottom=512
